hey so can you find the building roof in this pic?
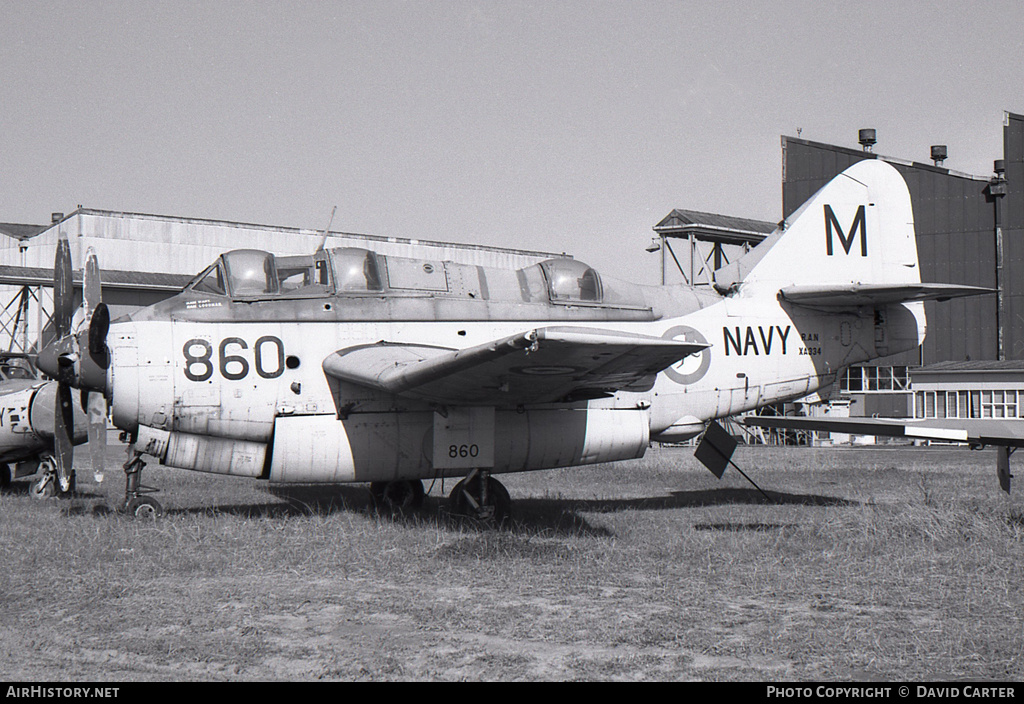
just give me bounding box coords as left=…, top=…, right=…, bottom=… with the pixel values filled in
left=0, top=223, right=47, bottom=241
left=653, top=209, right=777, bottom=245
left=0, top=265, right=193, bottom=292
left=65, top=208, right=567, bottom=260
left=915, top=360, right=1024, bottom=374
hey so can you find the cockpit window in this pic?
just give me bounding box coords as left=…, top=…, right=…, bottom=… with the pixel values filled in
left=539, top=259, right=603, bottom=303
left=329, top=248, right=384, bottom=293
left=0, top=364, right=33, bottom=380
left=190, top=263, right=227, bottom=295
left=277, top=254, right=331, bottom=296
left=222, top=250, right=279, bottom=297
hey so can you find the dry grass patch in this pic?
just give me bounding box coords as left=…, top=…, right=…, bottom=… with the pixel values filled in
left=1, top=442, right=1022, bottom=680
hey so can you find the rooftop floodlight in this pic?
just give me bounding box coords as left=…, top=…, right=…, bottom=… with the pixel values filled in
left=858, top=128, right=876, bottom=152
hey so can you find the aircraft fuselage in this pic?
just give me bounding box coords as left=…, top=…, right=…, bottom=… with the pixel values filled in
left=105, top=249, right=921, bottom=484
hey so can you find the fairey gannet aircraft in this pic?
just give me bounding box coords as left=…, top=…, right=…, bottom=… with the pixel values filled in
left=35, top=160, right=992, bottom=520
left=0, top=355, right=89, bottom=496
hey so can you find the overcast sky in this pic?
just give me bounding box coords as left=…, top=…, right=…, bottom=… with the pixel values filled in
left=2, top=0, right=1022, bottom=284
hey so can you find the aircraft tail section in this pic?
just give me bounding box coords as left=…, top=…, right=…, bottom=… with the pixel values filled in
left=716, top=159, right=921, bottom=297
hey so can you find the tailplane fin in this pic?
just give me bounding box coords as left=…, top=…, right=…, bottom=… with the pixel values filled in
left=716, top=159, right=920, bottom=297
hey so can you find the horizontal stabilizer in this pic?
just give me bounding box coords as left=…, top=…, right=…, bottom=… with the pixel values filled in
left=323, top=326, right=707, bottom=406
left=745, top=415, right=1024, bottom=447
left=779, top=282, right=995, bottom=308
left=744, top=415, right=1024, bottom=494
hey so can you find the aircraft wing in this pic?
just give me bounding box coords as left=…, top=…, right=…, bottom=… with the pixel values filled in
left=322, top=326, right=708, bottom=405
left=779, top=282, right=994, bottom=308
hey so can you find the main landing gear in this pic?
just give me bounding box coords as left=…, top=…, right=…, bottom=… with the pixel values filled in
left=121, top=450, right=163, bottom=518
left=447, top=469, right=511, bottom=525
left=370, top=479, right=425, bottom=511
left=369, top=469, right=512, bottom=525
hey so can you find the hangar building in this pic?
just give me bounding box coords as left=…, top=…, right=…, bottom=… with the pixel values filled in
left=781, top=113, right=1023, bottom=420
left=651, top=112, right=1024, bottom=423
left=0, top=209, right=567, bottom=354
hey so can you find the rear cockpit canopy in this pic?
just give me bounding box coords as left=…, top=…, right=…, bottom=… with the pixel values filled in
left=330, top=247, right=383, bottom=293
left=539, top=258, right=602, bottom=304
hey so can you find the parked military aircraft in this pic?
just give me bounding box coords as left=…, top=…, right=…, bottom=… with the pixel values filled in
left=0, top=247, right=102, bottom=496
left=36, top=160, right=994, bottom=520
left=0, top=356, right=88, bottom=497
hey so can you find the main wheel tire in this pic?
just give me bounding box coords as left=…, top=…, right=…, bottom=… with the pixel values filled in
left=127, top=496, right=163, bottom=519
left=370, top=480, right=425, bottom=511
left=448, top=475, right=511, bottom=525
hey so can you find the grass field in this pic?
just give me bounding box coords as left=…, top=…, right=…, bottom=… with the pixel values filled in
left=1, top=441, right=1022, bottom=681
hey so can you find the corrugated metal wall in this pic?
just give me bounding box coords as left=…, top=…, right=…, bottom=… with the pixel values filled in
left=1004, top=113, right=1024, bottom=359
left=782, top=136, right=1006, bottom=366
left=0, top=209, right=564, bottom=277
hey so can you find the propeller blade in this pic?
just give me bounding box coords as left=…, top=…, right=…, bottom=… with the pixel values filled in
left=54, top=234, right=73, bottom=338
left=53, top=381, right=75, bottom=495
left=86, top=392, right=107, bottom=482
left=82, top=247, right=109, bottom=392
left=84, top=247, right=101, bottom=319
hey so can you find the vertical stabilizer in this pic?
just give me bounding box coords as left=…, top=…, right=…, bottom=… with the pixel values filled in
left=716, top=160, right=919, bottom=295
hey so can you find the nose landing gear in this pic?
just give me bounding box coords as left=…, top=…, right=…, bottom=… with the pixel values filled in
left=121, top=451, right=163, bottom=518
left=29, top=456, right=69, bottom=499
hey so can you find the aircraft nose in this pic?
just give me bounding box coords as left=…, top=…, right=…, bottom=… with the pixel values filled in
left=35, top=308, right=110, bottom=397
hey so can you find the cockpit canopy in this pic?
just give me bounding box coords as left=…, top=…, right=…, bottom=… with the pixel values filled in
left=185, top=248, right=624, bottom=309
left=188, top=247, right=384, bottom=299
left=331, top=248, right=383, bottom=293
left=223, top=250, right=279, bottom=296
left=539, top=258, right=603, bottom=304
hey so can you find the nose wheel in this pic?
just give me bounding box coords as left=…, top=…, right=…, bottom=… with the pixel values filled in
left=29, top=456, right=67, bottom=500
left=30, top=472, right=55, bottom=499
left=121, top=450, right=163, bottom=518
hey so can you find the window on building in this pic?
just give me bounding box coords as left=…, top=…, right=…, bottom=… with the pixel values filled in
left=842, top=365, right=910, bottom=393
left=915, top=388, right=1023, bottom=419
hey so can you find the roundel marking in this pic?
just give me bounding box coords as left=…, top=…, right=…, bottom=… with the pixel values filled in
left=661, top=325, right=710, bottom=385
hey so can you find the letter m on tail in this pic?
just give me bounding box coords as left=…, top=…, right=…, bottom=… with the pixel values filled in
left=824, top=204, right=867, bottom=256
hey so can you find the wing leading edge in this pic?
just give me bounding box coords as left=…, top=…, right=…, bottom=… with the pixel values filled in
left=322, top=326, right=708, bottom=406
left=779, top=282, right=995, bottom=308
left=744, top=415, right=1024, bottom=447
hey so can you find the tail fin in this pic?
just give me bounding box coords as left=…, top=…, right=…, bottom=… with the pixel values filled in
left=716, top=159, right=919, bottom=296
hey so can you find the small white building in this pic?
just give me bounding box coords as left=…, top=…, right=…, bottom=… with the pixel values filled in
left=911, top=361, right=1024, bottom=420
